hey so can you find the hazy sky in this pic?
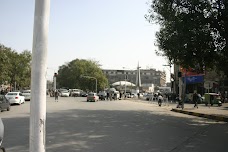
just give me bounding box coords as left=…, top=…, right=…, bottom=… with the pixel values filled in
left=0, top=0, right=171, bottom=81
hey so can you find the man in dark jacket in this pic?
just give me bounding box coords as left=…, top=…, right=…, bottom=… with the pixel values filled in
left=193, top=92, right=198, bottom=108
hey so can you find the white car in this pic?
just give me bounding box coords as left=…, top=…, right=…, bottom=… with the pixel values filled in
left=70, top=89, right=81, bottom=97
left=60, top=91, right=70, bottom=97
left=5, top=92, right=25, bottom=105
left=21, top=90, right=31, bottom=101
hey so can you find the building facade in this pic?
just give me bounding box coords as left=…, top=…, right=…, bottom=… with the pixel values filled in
left=102, top=68, right=166, bottom=87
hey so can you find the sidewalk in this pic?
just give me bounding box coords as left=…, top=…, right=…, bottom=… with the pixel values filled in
left=171, top=102, right=228, bottom=122
left=130, top=98, right=228, bottom=122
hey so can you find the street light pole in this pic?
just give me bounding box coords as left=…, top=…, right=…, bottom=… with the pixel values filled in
left=81, top=75, right=97, bottom=93
left=163, top=64, right=172, bottom=88
left=123, top=67, right=127, bottom=98
left=95, top=78, right=97, bottom=94
left=30, top=0, right=50, bottom=151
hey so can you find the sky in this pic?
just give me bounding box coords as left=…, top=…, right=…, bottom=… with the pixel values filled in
left=0, top=0, right=171, bottom=81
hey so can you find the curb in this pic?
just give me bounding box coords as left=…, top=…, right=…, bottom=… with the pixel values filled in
left=171, top=108, right=228, bottom=122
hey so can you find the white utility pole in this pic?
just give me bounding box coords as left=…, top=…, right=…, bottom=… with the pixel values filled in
left=53, top=73, right=57, bottom=90
left=123, top=67, right=127, bottom=98
left=30, top=0, right=50, bottom=152
left=125, top=75, right=127, bottom=96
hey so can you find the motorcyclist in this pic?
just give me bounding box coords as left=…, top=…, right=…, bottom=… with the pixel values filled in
left=158, top=93, right=163, bottom=106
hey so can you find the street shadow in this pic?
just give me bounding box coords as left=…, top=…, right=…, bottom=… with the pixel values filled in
left=2, top=108, right=228, bottom=152
left=221, top=106, right=228, bottom=110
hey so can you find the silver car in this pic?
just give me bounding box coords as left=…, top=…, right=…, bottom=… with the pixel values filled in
left=21, top=90, right=31, bottom=101
left=87, top=93, right=99, bottom=102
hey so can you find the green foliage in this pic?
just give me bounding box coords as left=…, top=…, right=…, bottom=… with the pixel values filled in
left=0, top=44, right=32, bottom=89
left=0, top=44, right=11, bottom=83
left=146, top=0, right=228, bottom=75
left=57, top=59, right=108, bottom=91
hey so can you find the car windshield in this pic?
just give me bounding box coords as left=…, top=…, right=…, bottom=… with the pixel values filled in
left=88, top=93, right=95, bottom=96
left=23, top=91, right=31, bottom=93
left=7, top=93, right=18, bottom=95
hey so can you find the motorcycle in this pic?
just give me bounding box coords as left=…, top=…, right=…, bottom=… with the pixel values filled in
left=176, top=97, right=182, bottom=108
left=0, top=118, right=5, bottom=152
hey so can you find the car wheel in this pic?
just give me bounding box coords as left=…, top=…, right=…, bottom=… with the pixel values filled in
left=0, top=108, right=2, bottom=112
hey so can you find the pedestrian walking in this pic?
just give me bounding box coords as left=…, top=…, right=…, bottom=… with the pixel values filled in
left=193, top=92, right=198, bottom=108
left=158, top=93, right=163, bottom=107
left=54, top=90, right=58, bottom=102
left=106, top=92, right=109, bottom=101
left=110, top=93, right=113, bottom=101
left=114, top=93, right=117, bottom=100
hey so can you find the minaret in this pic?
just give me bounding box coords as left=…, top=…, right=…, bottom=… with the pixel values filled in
left=136, top=62, right=141, bottom=93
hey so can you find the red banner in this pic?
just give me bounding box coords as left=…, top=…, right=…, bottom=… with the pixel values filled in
left=180, top=67, right=204, bottom=76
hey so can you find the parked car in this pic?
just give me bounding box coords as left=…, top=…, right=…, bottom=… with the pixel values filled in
left=87, top=92, right=99, bottom=102
left=0, top=95, right=10, bottom=112
left=60, top=90, right=70, bottom=97
left=5, top=92, right=25, bottom=105
left=21, top=90, right=31, bottom=101
left=125, top=93, right=133, bottom=98
left=70, top=89, right=81, bottom=97
left=98, top=91, right=107, bottom=100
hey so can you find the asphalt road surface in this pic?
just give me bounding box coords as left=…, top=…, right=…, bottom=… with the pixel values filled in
left=1, top=96, right=228, bottom=152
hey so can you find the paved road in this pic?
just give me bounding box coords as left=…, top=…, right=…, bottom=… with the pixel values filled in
left=1, top=97, right=228, bottom=152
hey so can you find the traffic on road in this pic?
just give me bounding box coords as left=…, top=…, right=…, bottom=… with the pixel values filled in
left=0, top=95, right=227, bottom=152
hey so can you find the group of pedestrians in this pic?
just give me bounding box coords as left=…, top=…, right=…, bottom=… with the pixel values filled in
left=148, top=92, right=199, bottom=108
left=106, top=92, right=118, bottom=101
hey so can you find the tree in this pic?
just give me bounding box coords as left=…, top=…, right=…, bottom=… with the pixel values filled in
left=17, top=50, right=32, bottom=88
left=0, top=44, right=32, bottom=90
left=57, top=59, right=108, bottom=91
left=145, top=0, right=228, bottom=75
left=0, top=44, right=12, bottom=84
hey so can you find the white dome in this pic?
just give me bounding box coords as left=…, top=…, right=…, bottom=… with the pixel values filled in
left=112, top=81, right=136, bottom=87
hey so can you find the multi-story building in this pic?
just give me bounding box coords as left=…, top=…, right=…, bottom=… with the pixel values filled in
left=102, top=68, right=166, bottom=87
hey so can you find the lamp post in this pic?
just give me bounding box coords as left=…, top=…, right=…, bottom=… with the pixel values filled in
left=163, top=64, right=172, bottom=89
left=123, top=67, right=127, bottom=97
left=53, top=73, right=57, bottom=91
left=81, top=75, right=97, bottom=93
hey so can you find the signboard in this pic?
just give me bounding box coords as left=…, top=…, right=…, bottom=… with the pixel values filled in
left=184, top=75, right=204, bottom=84
left=204, top=81, right=214, bottom=89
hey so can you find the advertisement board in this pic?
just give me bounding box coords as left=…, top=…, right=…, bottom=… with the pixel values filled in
left=184, top=75, right=204, bottom=84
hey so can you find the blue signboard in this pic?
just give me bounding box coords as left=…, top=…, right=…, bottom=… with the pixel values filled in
left=183, top=75, right=204, bottom=84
